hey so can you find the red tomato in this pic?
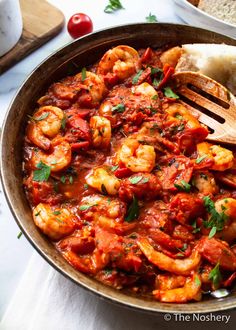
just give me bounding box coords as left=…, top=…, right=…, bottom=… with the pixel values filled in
left=67, top=13, right=93, bottom=39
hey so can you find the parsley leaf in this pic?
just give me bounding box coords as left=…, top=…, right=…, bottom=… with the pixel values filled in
left=79, top=204, right=98, bottom=211
left=61, top=115, right=67, bottom=130
left=208, top=262, right=222, bottom=288
left=125, top=196, right=139, bottom=222
left=33, top=161, right=51, bottom=182
left=17, top=231, right=23, bottom=239
left=195, top=155, right=207, bottom=164
left=146, top=13, right=158, bottom=23
left=104, top=0, right=124, bottom=13
left=110, top=165, right=119, bottom=172
left=53, top=211, right=61, bottom=215
left=174, top=180, right=191, bottom=192
left=164, top=87, right=179, bottom=99
left=129, top=176, right=143, bottom=184
left=81, top=67, right=87, bottom=81
left=132, top=70, right=143, bottom=84
left=203, top=196, right=228, bottom=236
left=112, top=103, right=125, bottom=113
left=35, top=112, right=49, bottom=121
left=194, top=275, right=201, bottom=287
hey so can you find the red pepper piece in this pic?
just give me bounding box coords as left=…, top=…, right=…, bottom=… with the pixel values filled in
left=114, top=167, right=133, bottom=179
left=71, top=141, right=90, bottom=151
left=141, top=47, right=153, bottom=63
left=158, top=64, right=175, bottom=90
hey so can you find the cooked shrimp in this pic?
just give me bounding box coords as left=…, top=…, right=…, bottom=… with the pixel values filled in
left=215, top=198, right=236, bottom=219
left=160, top=46, right=183, bottom=68
left=153, top=274, right=201, bottom=303
left=97, top=45, right=141, bottom=80
left=118, top=138, right=156, bottom=172
left=32, top=138, right=71, bottom=172
left=155, top=274, right=186, bottom=291
left=137, top=238, right=201, bottom=275
left=27, top=106, right=64, bottom=150
left=79, top=195, right=135, bottom=234
left=197, top=142, right=234, bottom=171
left=215, top=198, right=236, bottom=243
left=166, top=103, right=201, bottom=129
left=133, top=82, right=157, bottom=98
left=90, top=116, right=111, bottom=149
left=33, top=203, right=76, bottom=240
left=192, top=171, right=218, bottom=195
left=86, top=167, right=120, bottom=195
left=75, top=71, right=107, bottom=103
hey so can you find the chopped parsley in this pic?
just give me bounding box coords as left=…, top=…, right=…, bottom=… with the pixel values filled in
left=112, top=103, right=125, bottom=113
left=129, top=176, right=149, bottom=184
left=174, top=180, right=191, bottom=192
left=61, top=115, right=67, bottom=130
left=164, top=87, right=179, bottom=99
left=208, top=262, right=222, bottom=288
left=35, top=112, right=49, bottom=121
left=146, top=13, right=158, bottom=23
left=132, top=70, right=143, bottom=84
left=81, top=67, right=87, bottom=81
left=84, top=183, right=89, bottom=189
left=195, top=155, right=207, bottom=164
left=79, top=204, right=98, bottom=211
left=203, top=196, right=228, bottom=237
left=110, top=165, right=119, bottom=172
left=60, top=176, right=66, bottom=184
left=52, top=211, right=61, bottom=215
left=194, top=275, right=201, bottom=287
left=104, top=0, right=124, bottom=13
left=151, top=94, right=158, bottom=100
left=17, top=231, right=23, bottom=239
left=125, top=196, right=139, bottom=222
left=33, top=161, right=51, bottom=182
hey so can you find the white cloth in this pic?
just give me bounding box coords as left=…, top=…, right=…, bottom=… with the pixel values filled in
left=1, top=253, right=235, bottom=330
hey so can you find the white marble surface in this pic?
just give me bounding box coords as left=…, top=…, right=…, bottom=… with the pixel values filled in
left=0, top=0, right=183, bottom=321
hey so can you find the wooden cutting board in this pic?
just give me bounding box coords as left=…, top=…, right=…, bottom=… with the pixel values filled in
left=0, top=0, right=64, bottom=75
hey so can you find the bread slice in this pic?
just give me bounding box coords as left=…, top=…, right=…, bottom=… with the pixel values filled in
left=198, top=0, right=236, bottom=25
left=175, top=44, right=236, bottom=94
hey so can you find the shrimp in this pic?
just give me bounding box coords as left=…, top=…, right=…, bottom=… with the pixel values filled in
left=160, top=46, right=183, bottom=68
left=197, top=142, right=234, bottom=171
left=215, top=198, right=236, bottom=243
left=32, top=138, right=71, bottom=172
left=118, top=138, right=156, bottom=172
left=79, top=195, right=135, bottom=234
left=90, top=116, right=111, bottom=149
left=153, top=274, right=202, bottom=303
left=133, top=82, right=157, bottom=98
left=97, top=45, right=141, bottom=80
left=33, top=203, right=76, bottom=240
left=75, top=71, right=107, bottom=103
left=86, top=167, right=120, bottom=195
left=27, top=106, right=64, bottom=150
left=192, top=171, right=219, bottom=195
left=166, top=103, right=201, bottom=130
left=137, top=237, right=201, bottom=275
left=155, top=274, right=186, bottom=291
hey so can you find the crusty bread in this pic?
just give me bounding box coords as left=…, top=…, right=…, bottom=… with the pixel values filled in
left=175, top=44, right=236, bottom=94
left=198, top=0, right=236, bottom=25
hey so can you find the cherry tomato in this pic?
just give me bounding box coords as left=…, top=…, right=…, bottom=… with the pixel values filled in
left=67, top=13, right=93, bottom=39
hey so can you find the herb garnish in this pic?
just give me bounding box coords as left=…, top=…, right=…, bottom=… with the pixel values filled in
left=125, top=196, right=139, bottom=222
left=146, top=13, right=158, bottom=23
left=61, top=115, right=67, bottom=130
left=194, top=275, right=201, bottom=287
left=195, top=155, right=207, bottom=164
left=17, top=232, right=23, bottom=239
left=79, top=204, right=98, bottom=211
left=110, top=165, right=119, bottom=172
left=104, top=0, right=124, bottom=13
left=53, top=211, right=61, bottom=215
left=164, top=87, right=179, bottom=99
left=33, top=161, right=51, bottom=182
left=81, top=67, right=87, bottom=81
left=203, top=196, right=228, bottom=237
left=129, top=176, right=149, bottom=184
left=208, top=262, right=222, bottom=288
left=174, top=180, right=191, bottom=192
left=112, top=103, right=125, bottom=113
left=132, top=70, right=143, bottom=84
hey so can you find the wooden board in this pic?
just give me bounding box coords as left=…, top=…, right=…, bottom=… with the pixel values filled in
left=0, top=0, right=64, bottom=75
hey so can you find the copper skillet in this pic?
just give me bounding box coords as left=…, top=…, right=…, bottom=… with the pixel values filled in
left=1, top=23, right=236, bottom=314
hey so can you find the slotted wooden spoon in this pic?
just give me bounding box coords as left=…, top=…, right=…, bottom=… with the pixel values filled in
left=172, top=71, right=236, bottom=145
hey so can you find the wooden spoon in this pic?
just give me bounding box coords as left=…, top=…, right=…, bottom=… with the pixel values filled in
left=172, top=71, right=236, bottom=145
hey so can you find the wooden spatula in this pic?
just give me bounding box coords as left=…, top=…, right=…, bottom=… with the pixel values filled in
left=172, top=71, right=236, bottom=145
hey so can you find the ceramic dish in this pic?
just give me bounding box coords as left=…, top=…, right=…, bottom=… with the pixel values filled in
left=1, top=23, right=236, bottom=314
left=173, top=0, right=236, bottom=39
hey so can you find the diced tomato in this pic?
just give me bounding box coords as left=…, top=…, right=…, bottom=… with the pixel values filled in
left=103, top=73, right=120, bottom=87
left=114, top=167, right=133, bottom=179
left=31, top=181, right=62, bottom=205
left=141, top=47, right=153, bottom=63
left=71, top=141, right=90, bottom=151
left=158, top=64, right=175, bottom=90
